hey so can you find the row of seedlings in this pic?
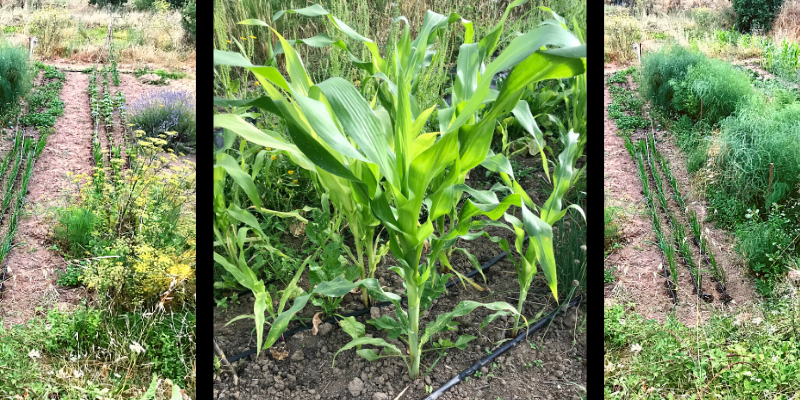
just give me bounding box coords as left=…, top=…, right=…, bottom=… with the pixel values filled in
left=625, top=137, right=678, bottom=304
left=101, top=68, right=115, bottom=162
left=648, top=131, right=731, bottom=302
left=1, top=65, right=61, bottom=287
left=641, top=136, right=712, bottom=302
left=88, top=67, right=103, bottom=169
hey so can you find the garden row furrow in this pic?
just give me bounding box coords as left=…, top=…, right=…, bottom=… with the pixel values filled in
left=647, top=129, right=731, bottom=302
left=624, top=137, right=678, bottom=304
left=641, top=136, right=712, bottom=301
left=0, top=64, right=63, bottom=292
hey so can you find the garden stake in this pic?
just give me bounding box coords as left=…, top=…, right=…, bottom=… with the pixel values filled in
left=214, top=340, right=238, bottom=386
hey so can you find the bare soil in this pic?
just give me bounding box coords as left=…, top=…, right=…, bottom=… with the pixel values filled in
left=603, top=71, right=759, bottom=326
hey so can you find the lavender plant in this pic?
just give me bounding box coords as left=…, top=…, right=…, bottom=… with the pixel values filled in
left=129, top=89, right=196, bottom=151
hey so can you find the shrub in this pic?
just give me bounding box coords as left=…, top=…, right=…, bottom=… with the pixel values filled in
left=27, top=5, right=71, bottom=58
left=717, top=95, right=800, bottom=208
left=736, top=204, right=798, bottom=294
left=134, top=0, right=187, bottom=10
left=732, top=0, right=785, bottom=33
left=0, top=44, right=31, bottom=115
left=181, top=0, right=196, bottom=41
left=88, top=0, right=125, bottom=8
left=640, top=45, right=704, bottom=113
left=692, top=7, right=720, bottom=32
left=129, top=89, right=196, bottom=152
left=674, top=58, right=753, bottom=124
left=604, top=14, right=641, bottom=62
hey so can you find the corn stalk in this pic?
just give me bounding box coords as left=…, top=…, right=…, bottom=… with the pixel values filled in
left=214, top=1, right=584, bottom=379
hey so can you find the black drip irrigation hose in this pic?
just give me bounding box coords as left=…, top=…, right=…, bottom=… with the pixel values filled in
left=648, top=131, right=732, bottom=303
left=640, top=140, right=710, bottom=302
left=631, top=143, right=678, bottom=306
left=423, top=295, right=584, bottom=400
left=224, top=238, right=527, bottom=364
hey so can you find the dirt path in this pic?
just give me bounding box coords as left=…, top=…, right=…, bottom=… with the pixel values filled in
left=603, top=72, right=759, bottom=327
left=0, top=72, right=95, bottom=328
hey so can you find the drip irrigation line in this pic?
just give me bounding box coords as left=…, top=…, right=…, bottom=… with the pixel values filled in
left=640, top=140, right=709, bottom=300
left=632, top=144, right=682, bottom=305
left=648, top=130, right=731, bottom=302
left=423, top=295, right=584, bottom=400
left=224, top=237, right=529, bottom=364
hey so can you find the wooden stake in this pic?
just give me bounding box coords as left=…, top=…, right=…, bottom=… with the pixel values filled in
left=768, top=162, right=774, bottom=197
left=214, top=339, right=239, bottom=386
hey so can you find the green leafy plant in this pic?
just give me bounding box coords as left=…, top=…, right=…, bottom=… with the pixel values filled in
left=215, top=1, right=585, bottom=379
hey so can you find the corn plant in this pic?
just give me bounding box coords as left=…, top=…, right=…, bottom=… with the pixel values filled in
left=214, top=1, right=584, bottom=379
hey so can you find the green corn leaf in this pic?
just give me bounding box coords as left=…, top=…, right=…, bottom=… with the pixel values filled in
left=333, top=337, right=403, bottom=367
left=316, top=77, right=400, bottom=189
left=338, top=316, right=366, bottom=340
left=313, top=276, right=401, bottom=303
left=420, top=301, right=519, bottom=344
left=263, top=294, right=311, bottom=351
left=213, top=114, right=316, bottom=171
left=520, top=204, right=558, bottom=301
left=227, top=204, right=267, bottom=240
left=510, top=100, right=548, bottom=182
left=214, top=154, right=261, bottom=209
left=355, top=348, right=380, bottom=361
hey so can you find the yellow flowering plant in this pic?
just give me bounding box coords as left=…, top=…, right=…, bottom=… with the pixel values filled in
left=57, top=134, right=196, bottom=310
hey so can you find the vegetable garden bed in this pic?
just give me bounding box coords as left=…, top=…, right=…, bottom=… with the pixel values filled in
left=214, top=1, right=587, bottom=398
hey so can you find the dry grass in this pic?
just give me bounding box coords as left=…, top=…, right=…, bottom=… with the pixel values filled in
left=0, top=1, right=194, bottom=71
left=605, top=14, right=642, bottom=63
left=774, top=0, right=800, bottom=44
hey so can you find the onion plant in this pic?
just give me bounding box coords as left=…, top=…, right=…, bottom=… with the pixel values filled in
left=214, top=1, right=584, bottom=379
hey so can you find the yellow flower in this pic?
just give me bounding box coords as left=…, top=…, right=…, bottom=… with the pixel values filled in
left=227, top=40, right=231, bottom=43
left=265, top=147, right=271, bottom=151
left=270, top=155, right=276, bottom=160
left=254, top=81, right=260, bottom=86
left=127, top=123, right=134, bottom=127
left=287, top=170, right=294, bottom=175
left=240, top=37, right=245, bottom=40
left=292, top=179, right=298, bottom=184
left=250, top=36, right=256, bottom=39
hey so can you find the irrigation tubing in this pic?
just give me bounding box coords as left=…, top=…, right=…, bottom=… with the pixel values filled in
left=648, top=130, right=731, bottom=302
left=423, top=294, right=584, bottom=400
left=225, top=238, right=527, bottom=364
left=631, top=143, right=678, bottom=306
left=640, top=140, right=709, bottom=301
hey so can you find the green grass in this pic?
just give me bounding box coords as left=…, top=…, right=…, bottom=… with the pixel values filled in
left=605, top=292, right=800, bottom=398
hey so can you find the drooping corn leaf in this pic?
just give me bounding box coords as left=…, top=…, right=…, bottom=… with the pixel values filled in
left=214, top=154, right=261, bottom=209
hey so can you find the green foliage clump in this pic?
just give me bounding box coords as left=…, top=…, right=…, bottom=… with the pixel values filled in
left=717, top=95, right=800, bottom=208
left=0, top=44, right=31, bottom=115
left=181, top=0, right=196, bottom=41
left=640, top=45, right=704, bottom=113
left=691, top=7, right=720, bottom=32
left=604, top=295, right=800, bottom=397
left=736, top=204, right=798, bottom=294
left=732, top=0, right=785, bottom=33
left=671, top=58, right=753, bottom=124
left=54, top=138, right=196, bottom=310
left=604, top=206, right=621, bottom=251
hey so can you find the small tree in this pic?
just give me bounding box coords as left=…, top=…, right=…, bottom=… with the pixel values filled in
left=732, top=0, right=785, bottom=33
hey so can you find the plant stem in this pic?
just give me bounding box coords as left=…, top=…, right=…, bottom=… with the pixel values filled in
left=407, top=284, right=421, bottom=380
left=512, top=288, right=528, bottom=337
